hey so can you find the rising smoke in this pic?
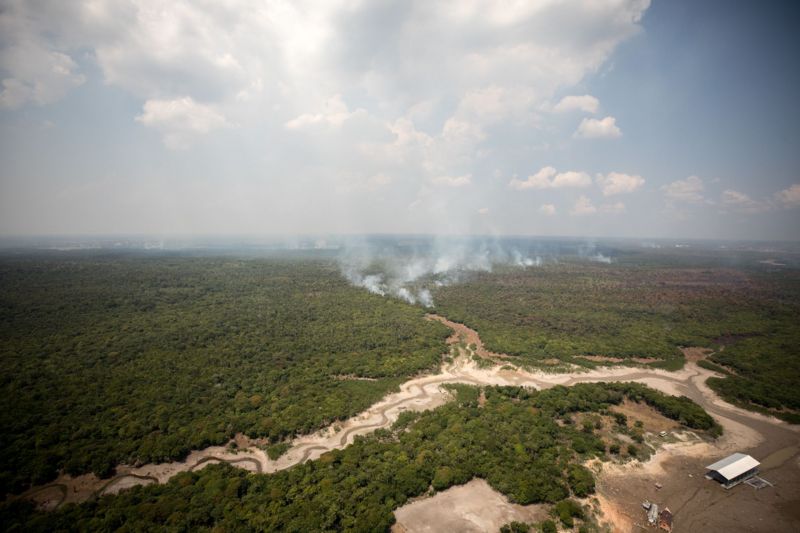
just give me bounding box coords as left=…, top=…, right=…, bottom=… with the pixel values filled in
left=338, top=237, right=619, bottom=307
left=338, top=237, right=548, bottom=307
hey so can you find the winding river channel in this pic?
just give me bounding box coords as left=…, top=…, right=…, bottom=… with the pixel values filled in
left=18, top=314, right=800, bottom=518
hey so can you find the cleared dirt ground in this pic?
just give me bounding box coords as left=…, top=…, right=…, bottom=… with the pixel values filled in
left=392, top=479, right=549, bottom=533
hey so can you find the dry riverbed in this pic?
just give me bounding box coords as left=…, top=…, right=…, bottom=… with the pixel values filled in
left=15, top=314, right=800, bottom=532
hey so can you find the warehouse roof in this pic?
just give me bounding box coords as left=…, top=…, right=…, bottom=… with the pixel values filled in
left=706, top=453, right=759, bottom=480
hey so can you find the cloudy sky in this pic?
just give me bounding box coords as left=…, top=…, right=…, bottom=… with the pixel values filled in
left=1, top=0, right=798, bottom=240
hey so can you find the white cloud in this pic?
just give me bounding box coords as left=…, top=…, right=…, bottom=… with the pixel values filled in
left=135, top=97, right=228, bottom=149
left=775, top=184, right=800, bottom=208
left=456, top=85, right=537, bottom=124
left=0, top=44, right=85, bottom=108
left=722, top=189, right=769, bottom=213
left=509, top=166, right=557, bottom=190
left=570, top=196, right=624, bottom=216
left=0, top=0, right=653, bottom=233
left=571, top=196, right=597, bottom=216
left=509, top=167, right=590, bottom=190
left=553, top=94, right=599, bottom=114
left=661, top=176, right=705, bottom=204
left=477, top=207, right=490, bottom=215
left=432, top=174, right=472, bottom=187
left=285, top=95, right=365, bottom=130
left=552, top=171, right=592, bottom=188
left=539, top=204, right=556, bottom=216
left=574, top=116, right=622, bottom=139
left=596, top=172, right=645, bottom=196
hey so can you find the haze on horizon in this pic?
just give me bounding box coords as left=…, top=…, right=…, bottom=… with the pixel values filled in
left=1, top=0, right=798, bottom=241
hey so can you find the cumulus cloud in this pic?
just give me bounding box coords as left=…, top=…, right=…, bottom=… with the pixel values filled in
left=661, top=176, right=705, bottom=204
left=553, top=94, right=599, bottom=114
left=135, top=97, right=228, bottom=149
left=570, top=196, right=625, bottom=216
left=285, top=95, right=365, bottom=130
left=574, top=116, right=622, bottom=139
left=553, top=171, right=592, bottom=188
left=477, top=207, right=490, bottom=215
left=509, top=167, right=591, bottom=190
left=509, top=167, right=556, bottom=190
left=0, top=44, right=85, bottom=108
left=596, top=172, right=645, bottom=196
left=775, top=184, right=800, bottom=208
left=720, top=189, right=767, bottom=213
left=540, top=204, right=556, bottom=216
left=0, top=0, right=652, bottom=233
left=456, top=85, right=537, bottom=124
left=571, top=196, right=597, bottom=216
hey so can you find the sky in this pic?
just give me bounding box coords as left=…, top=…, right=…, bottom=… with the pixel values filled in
left=0, top=0, right=798, bottom=240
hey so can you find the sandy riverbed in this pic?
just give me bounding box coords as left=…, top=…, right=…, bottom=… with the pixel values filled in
left=14, top=313, right=800, bottom=532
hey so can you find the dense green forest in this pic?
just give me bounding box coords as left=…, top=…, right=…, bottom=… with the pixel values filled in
left=1, top=247, right=795, bottom=508
left=0, top=254, right=450, bottom=493
left=0, top=382, right=720, bottom=532
left=433, top=258, right=800, bottom=421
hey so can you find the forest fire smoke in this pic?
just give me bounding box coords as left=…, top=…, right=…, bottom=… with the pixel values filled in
left=338, top=238, right=545, bottom=307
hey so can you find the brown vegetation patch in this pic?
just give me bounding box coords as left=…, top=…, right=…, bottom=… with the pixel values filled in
left=332, top=374, right=379, bottom=382
left=576, top=355, right=625, bottom=363
left=610, top=399, right=680, bottom=434
left=575, top=355, right=660, bottom=365
left=680, top=347, right=713, bottom=363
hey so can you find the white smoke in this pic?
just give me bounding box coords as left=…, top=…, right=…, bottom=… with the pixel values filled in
left=338, top=238, right=545, bottom=307
left=577, top=242, right=615, bottom=264
left=589, top=253, right=613, bottom=264
left=417, top=288, right=434, bottom=307
left=512, top=249, right=543, bottom=267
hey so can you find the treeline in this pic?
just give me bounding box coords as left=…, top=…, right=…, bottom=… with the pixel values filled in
left=705, top=329, right=800, bottom=423
left=0, top=382, right=718, bottom=531
left=0, top=256, right=450, bottom=493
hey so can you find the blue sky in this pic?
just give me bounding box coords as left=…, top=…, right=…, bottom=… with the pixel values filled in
left=1, top=0, right=798, bottom=240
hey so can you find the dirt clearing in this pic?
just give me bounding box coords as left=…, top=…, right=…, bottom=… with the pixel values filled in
left=611, top=399, right=681, bottom=433
left=392, top=478, right=548, bottom=532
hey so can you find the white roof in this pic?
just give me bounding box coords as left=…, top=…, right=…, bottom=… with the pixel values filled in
left=706, top=453, right=759, bottom=480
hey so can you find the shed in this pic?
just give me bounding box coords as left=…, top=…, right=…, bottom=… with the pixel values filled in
left=705, top=453, right=759, bottom=489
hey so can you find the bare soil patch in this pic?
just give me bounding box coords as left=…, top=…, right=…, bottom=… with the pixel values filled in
left=611, top=399, right=681, bottom=433
left=598, top=451, right=800, bottom=532
left=392, top=478, right=549, bottom=533
left=681, top=346, right=713, bottom=363
left=576, top=355, right=659, bottom=364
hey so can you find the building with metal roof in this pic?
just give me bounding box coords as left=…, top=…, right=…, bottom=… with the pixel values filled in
left=705, top=453, right=760, bottom=489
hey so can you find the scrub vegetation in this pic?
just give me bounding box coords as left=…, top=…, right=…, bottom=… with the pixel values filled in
left=0, top=254, right=450, bottom=493
left=0, top=382, right=719, bottom=531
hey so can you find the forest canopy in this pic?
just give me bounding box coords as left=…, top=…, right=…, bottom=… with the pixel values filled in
left=0, top=382, right=719, bottom=532
left=0, top=255, right=450, bottom=493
